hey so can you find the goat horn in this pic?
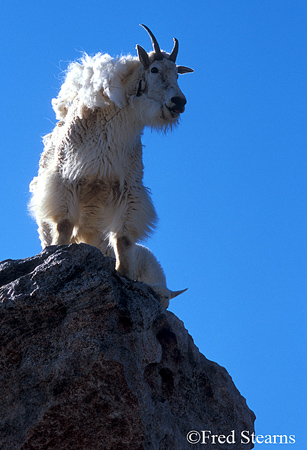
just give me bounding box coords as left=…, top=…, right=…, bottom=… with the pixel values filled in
left=140, top=24, right=163, bottom=60
left=169, top=288, right=188, bottom=299
left=169, top=38, right=179, bottom=63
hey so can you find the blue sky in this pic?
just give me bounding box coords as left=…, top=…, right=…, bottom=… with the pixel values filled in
left=1, top=0, right=306, bottom=446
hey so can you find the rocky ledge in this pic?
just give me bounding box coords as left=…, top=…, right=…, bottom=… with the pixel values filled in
left=0, top=244, right=255, bottom=449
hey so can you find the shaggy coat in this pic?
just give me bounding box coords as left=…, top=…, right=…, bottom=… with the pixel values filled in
left=29, top=26, right=193, bottom=288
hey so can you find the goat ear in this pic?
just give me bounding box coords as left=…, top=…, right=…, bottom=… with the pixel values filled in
left=169, top=288, right=188, bottom=299
left=136, top=44, right=150, bottom=69
left=177, top=65, right=194, bottom=74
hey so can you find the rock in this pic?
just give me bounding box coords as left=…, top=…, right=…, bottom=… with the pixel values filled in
left=0, top=244, right=255, bottom=449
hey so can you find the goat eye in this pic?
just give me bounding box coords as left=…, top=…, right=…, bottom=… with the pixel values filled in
left=151, top=67, right=159, bottom=73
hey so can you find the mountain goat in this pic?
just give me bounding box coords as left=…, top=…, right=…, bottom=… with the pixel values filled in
left=133, top=244, right=187, bottom=308
left=29, top=24, right=193, bottom=303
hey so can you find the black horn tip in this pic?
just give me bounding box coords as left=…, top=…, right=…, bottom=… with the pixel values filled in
left=139, top=24, right=155, bottom=37
left=139, top=24, right=162, bottom=57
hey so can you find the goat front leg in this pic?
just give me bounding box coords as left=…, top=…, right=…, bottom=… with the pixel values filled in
left=113, top=236, right=135, bottom=280
left=52, top=219, right=74, bottom=245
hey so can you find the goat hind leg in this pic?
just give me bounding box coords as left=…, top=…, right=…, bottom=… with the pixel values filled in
left=37, top=220, right=53, bottom=248
left=52, top=219, right=74, bottom=245
left=113, top=236, right=135, bottom=280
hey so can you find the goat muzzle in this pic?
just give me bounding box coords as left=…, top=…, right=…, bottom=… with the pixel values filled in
left=170, top=96, right=187, bottom=114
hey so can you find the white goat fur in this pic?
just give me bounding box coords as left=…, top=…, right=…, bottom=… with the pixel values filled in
left=134, top=244, right=187, bottom=308
left=29, top=26, right=192, bottom=305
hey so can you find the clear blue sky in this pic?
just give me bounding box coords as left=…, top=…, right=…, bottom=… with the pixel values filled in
left=1, top=1, right=306, bottom=446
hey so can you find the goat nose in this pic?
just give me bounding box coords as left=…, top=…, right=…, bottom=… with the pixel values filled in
left=171, top=96, right=187, bottom=113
